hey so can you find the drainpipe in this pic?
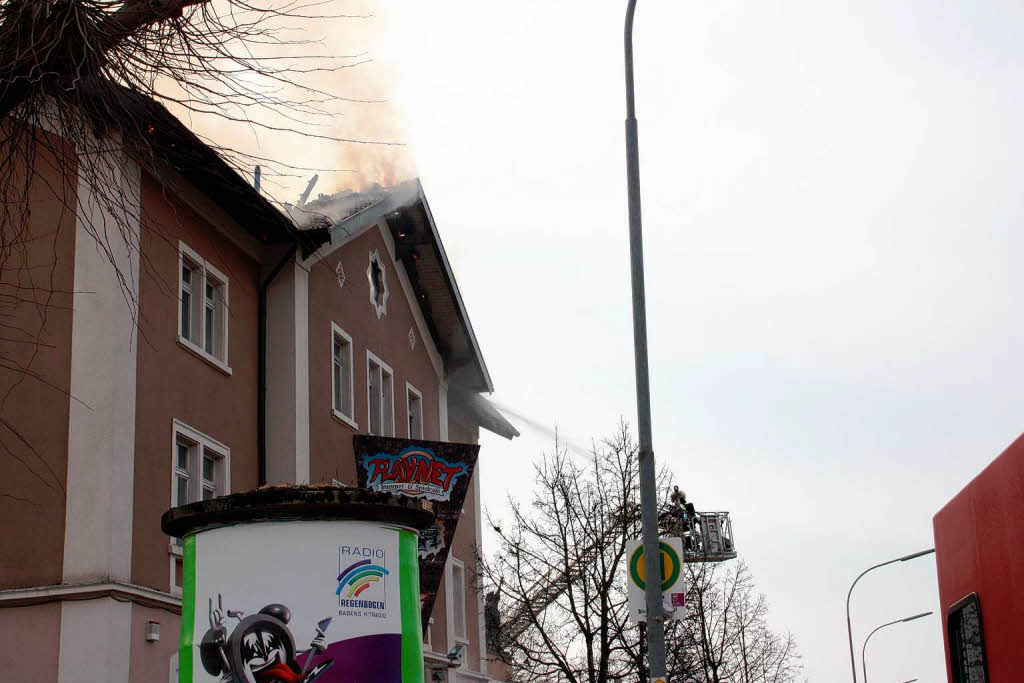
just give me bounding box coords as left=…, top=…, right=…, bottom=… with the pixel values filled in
left=258, top=244, right=297, bottom=486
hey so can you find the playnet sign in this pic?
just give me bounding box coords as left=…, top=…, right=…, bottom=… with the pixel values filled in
left=354, top=435, right=480, bottom=629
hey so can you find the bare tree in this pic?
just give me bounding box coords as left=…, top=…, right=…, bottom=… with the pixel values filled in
left=481, top=424, right=802, bottom=683
left=481, top=423, right=647, bottom=683
left=680, top=560, right=802, bottom=683
left=0, top=0, right=375, bottom=494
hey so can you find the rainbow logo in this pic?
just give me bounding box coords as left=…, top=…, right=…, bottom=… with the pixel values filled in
left=336, top=558, right=390, bottom=598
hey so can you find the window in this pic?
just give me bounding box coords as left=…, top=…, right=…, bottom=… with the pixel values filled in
left=173, top=432, right=225, bottom=506
left=331, top=323, right=356, bottom=428
left=948, top=593, right=989, bottom=683
left=366, top=249, right=389, bottom=318
left=170, top=421, right=229, bottom=592
left=367, top=351, right=394, bottom=436
left=407, top=383, right=423, bottom=439
left=451, top=558, right=467, bottom=641
left=178, top=241, right=230, bottom=371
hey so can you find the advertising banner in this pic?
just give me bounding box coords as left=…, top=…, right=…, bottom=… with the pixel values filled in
left=625, top=536, right=687, bottom=622
left=179, top=519, right=423, bottom=683
left=353, top=435, right=480, bottom=627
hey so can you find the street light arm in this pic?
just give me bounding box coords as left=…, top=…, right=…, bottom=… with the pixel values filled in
left=625, top=0, right=638, bottom=118
left=861, top=618, right=903, bottom=683
left=861, top=612, right=932, bottom=683
left=846, top=558, right=900, bottom=683
left=845, top=549, right=934, bottom=683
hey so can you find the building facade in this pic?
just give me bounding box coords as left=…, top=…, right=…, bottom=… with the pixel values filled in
left=0, top=99, right=514, bottom=682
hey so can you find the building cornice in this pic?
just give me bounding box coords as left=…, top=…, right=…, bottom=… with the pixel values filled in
left=0, top=581, right=182, bottom=615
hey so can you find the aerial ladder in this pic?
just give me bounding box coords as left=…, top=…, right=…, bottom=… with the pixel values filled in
left=489, top=491, right=736, bottom=646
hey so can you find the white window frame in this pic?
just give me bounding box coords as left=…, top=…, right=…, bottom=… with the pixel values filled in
left=330, top=322, right=358, bottom=429
left=366, top=350, right=395, bottom=437
left=177, top=241, right=231, bottom=374
left=424, top=616, right=434, bottom=652
left=406, top=382, right=423, bottom=439
left=449, top=556, right=468, bottom=643
left=169, top=420, right=230, bottom=594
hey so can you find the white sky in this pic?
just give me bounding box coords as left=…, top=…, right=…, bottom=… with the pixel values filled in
left=203, top=1, right=1024, bottom=680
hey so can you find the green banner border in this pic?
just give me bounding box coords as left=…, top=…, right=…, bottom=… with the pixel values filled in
left=179, top=535, right=196, bottom=683
left=399, top=529, right=424, bottom=682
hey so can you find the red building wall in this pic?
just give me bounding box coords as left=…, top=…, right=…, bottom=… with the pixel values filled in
left=933, top=433, right=1024, bottom=681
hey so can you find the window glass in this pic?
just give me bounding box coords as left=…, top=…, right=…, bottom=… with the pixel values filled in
left=176, top=443, right=190, bottom=471
left=332, top=333, right=352, bottom=418
left=176, top=475, right=190, bottom=507
left=181, top=291, right=191, bottom=340
left=204, top=303, right=215, bottom=354
left=368, top=362, right=381, bottom=434
left=203, top=455, right=215, bottom=482
left=381, top=371, right=394, bottom=436
left=452, top=562, right=466, bottom=639
left=949, top=594, right=988, bottom=683
left=408, top=390, right=422, bottom=439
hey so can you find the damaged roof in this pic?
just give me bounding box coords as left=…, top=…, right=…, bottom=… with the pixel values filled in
left=308, top=181, right=509, bottom=423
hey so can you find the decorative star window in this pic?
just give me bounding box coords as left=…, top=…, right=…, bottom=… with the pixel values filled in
left=366, top=250, right=389, bottom=318
left=409, top=327, right=416, bottom=350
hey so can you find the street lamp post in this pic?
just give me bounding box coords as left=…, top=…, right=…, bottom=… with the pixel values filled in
left=845, top=548, right=935, bottom=683
left=861, top=612, right=932, bottom=683
left=623, top=0, right=667, bottom=679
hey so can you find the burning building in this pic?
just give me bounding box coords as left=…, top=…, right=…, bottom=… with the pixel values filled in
left=0, top=92, right=516, bottom=683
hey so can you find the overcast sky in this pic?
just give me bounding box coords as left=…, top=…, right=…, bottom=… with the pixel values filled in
left=204, top=1, right=1024, bottom=679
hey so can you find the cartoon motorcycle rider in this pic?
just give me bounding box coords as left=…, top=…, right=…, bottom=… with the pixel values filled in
left=199, top=595, right=334, bottom=683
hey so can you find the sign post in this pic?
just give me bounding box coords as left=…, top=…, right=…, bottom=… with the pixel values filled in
left=626, top=537, right=687, bottom=623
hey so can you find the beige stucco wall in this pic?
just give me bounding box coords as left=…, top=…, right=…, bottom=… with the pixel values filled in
left=0, top=602, right=62, bottom=681
left=0, top=132, right=77, bottom=589
left=307, top=224, right=443, bottom=485
left=131, top=171, right=261, bottom=592
left=128, top=604, right=180, bottom=682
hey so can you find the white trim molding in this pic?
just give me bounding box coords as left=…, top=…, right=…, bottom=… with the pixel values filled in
left=264, top=257, right=311, bottom=485
left=60, top=131, right=141, bottom=683
left=0, top=581, right=182, bottom=614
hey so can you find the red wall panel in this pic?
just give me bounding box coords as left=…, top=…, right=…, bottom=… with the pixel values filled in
left=933, top=433, right=1024, bottom=681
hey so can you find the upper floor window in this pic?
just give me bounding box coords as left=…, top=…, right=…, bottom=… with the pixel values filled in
left=407, top=383, right=423, bottom=439
left=331, top=323, right=357, bottom=429
left=179, top=241, right=229, bottom=371
left=367, top=351, right=394, bottom=436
